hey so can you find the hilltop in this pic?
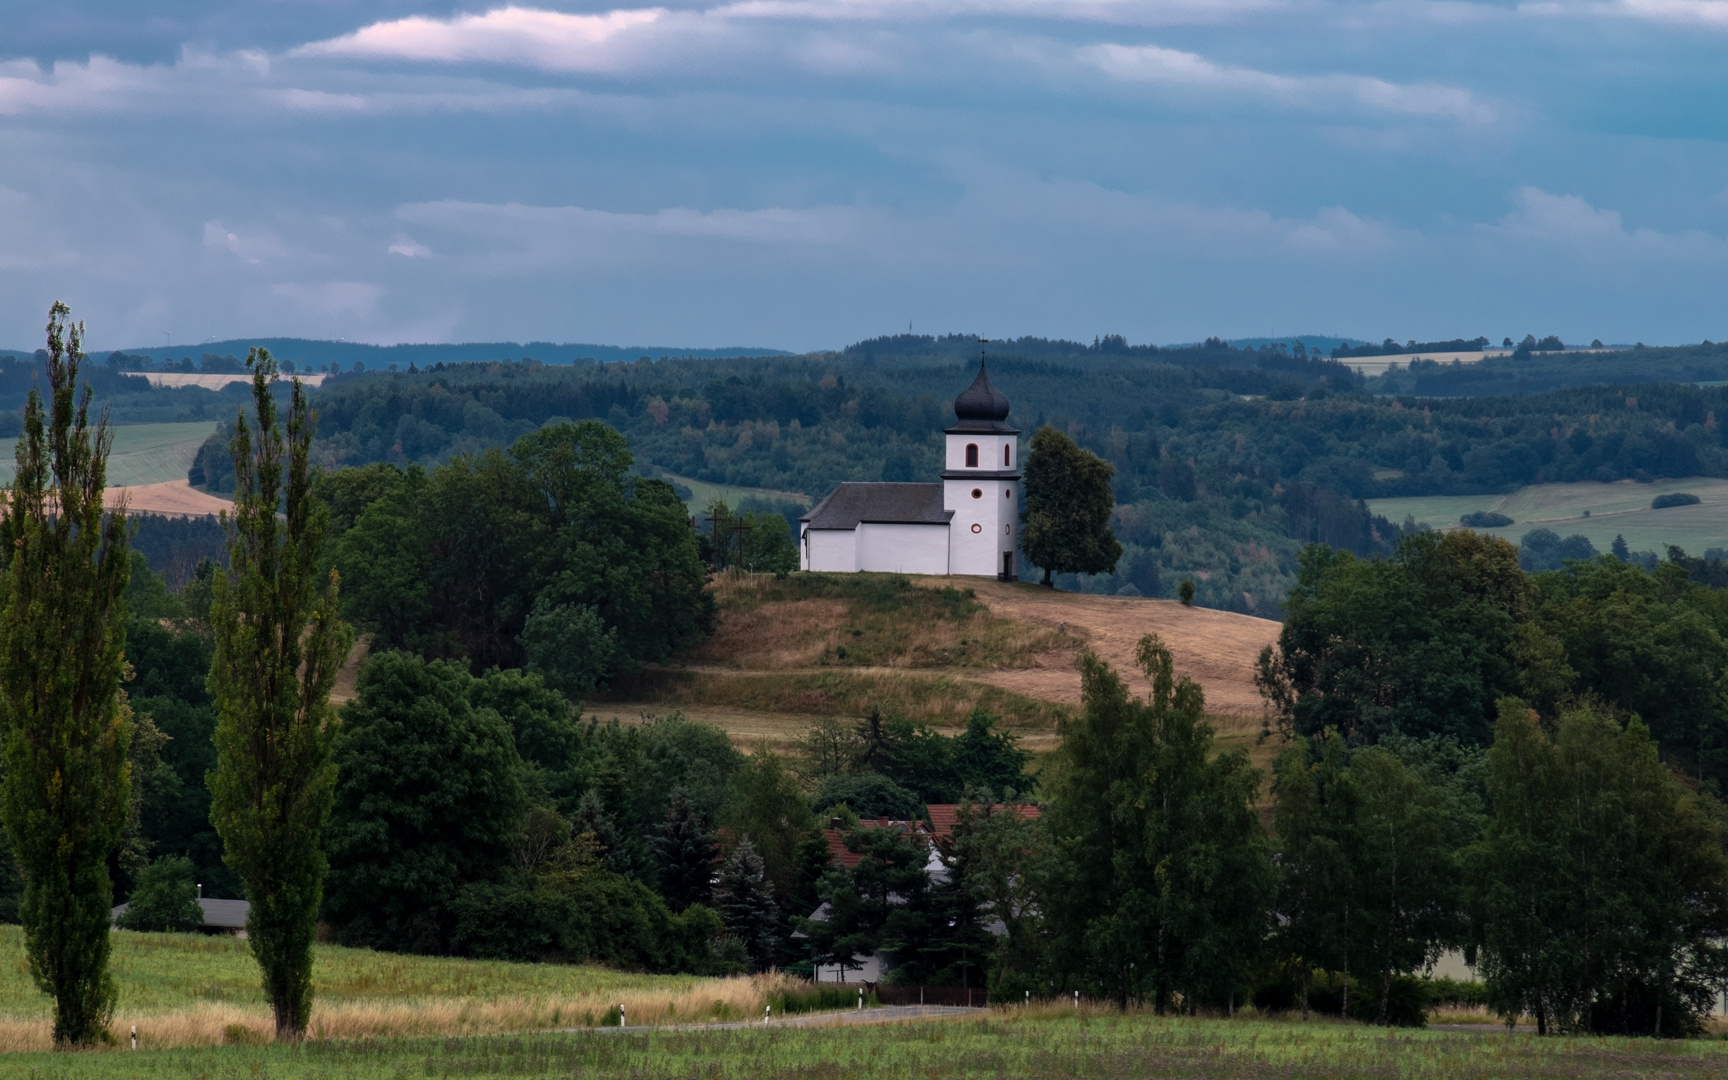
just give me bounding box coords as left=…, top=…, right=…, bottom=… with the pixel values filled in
left=592, top=573, right=1281, bottom=760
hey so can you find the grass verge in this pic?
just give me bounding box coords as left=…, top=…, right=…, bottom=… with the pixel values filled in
left=12, top=1009, right=1728, bottom=1075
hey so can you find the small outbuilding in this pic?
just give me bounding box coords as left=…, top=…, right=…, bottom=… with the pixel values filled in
left=111, top=897, right=251, bottom=937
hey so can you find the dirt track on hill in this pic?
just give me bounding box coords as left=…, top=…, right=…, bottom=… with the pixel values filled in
left=956, top=581, right=1280, bottom=720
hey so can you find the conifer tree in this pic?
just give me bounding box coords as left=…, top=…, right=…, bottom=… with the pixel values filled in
left=714, top=839, right=779, bottom=971
left=654, top=788, right=719, bottom=911
left=208, top=349, right=353, bottom=1040
left=0, top=302, right=132, bottom=1047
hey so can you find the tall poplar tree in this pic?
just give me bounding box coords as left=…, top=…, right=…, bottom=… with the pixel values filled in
left=208, top=348, right=352, bottom=1040
left=0, top=302, right=132, bottom=1046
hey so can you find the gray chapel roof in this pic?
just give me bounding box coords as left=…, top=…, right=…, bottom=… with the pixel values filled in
left=801, top=483, right=952, bottom=529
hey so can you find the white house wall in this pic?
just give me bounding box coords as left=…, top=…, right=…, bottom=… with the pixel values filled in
left=856, top=523, right=949, bottom=575
left=804, top=529, right=857, bottom=572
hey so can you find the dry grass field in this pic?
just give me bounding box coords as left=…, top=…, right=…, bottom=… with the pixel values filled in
left=595, top=573, right=1282, bottom=765
left=0, top=926, right=789, bottom=1052
left=107, top=479, right=232, bottom=517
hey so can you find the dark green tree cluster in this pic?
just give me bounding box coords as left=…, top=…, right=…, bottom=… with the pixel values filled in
left=1261, top=531, right=1728, bottom=788
left=798, top=639, right=1271, bottom=1005
left=1258, top=530, right=1530, bottom=748
left=1467, top=702, right=1728, bottom=1036
left=118, top=554, right=235, bottom=900
left=1272, top=734, right=1480, bottom=1025
left=319, top=651, right=821, bottom=972
left=801, top=706, right=1033, bottom=816
left=323, top=421, right=712, bottom=679
left=1040, top=637, right=1272, bottom=1010
left=116, top=856, right=204, bottom=934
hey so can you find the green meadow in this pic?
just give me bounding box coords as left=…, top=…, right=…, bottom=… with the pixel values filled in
left=8, top=1011, right=1727, bottom=1079
left=663, top=471, right=811, bottom=511
left=1369, top=477, right=1728, bottom=554
left=0, top=421, right=219, bottom=489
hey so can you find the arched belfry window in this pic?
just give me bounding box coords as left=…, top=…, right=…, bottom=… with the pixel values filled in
left=1003, top=445, right=1011, bottom=466
left=965, top=443, right=978, bottom=468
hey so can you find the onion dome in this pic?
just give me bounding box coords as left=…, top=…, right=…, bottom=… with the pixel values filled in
left=953, top=362, right=1010, bottom=424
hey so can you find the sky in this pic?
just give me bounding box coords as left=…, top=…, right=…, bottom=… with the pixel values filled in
left=2, top=1, right=1727, bottom=352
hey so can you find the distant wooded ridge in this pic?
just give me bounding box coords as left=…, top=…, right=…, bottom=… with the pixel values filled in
left=85, top=338, right=796, bottom=369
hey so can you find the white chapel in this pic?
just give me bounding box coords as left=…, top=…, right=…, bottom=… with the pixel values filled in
left=799, top=364, right=1020, bottom=580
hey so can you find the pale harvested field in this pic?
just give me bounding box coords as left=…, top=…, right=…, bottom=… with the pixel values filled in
left=1337, top=349, right=1507, bottom=377
left=953, top=580, right=1281, bottom=720
left=123, top=371, right=330, bottom=390
left=108, top=479, right=231, bottom=517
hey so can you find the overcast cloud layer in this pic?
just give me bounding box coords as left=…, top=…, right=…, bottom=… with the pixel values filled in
left=1, top=0, right=1725, bottom=350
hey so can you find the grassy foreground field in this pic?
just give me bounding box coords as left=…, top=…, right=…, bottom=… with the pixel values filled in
left=1369, top=477, right=1728, bottom=554
left=0, top=926, right=779, bottom=1052
left=12, top=1010, right=1728, bottom=1078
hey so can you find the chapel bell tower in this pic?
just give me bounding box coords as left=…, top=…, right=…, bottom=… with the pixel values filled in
left=943, top=360, right=1019, bottom=580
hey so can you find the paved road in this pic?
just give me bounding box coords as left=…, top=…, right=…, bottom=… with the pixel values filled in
left=586, top=1005, right=986, bottom=1034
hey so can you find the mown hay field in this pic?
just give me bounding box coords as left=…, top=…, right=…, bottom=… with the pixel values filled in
left=14, top=1008, right=1728, bottom=1077
left=0, top=926, right=783, bottom=1052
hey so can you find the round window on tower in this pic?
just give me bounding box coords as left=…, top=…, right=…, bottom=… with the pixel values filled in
left=971, top=523, right=982, bottom=533
left=971, top=488, right=982, bottom=499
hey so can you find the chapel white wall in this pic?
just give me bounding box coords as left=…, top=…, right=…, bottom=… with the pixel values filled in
left=857, top=523, right=950, bottom=575
left=804, top=529, right=857, bottom=572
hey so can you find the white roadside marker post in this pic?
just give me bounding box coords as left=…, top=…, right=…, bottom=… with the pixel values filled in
left=130, top=1026, right=137, bottom=1050
left=619, top=1005, right=626, bottom=1029
left=765, top=1004, right=771, bottom=1024
left=857, top=988, right=863, bottom=1011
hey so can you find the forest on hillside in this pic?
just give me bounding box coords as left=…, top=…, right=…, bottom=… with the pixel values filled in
left=170, top=336, right=1728, bottom=615
left=7, top=329, right=1718, bottom=616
